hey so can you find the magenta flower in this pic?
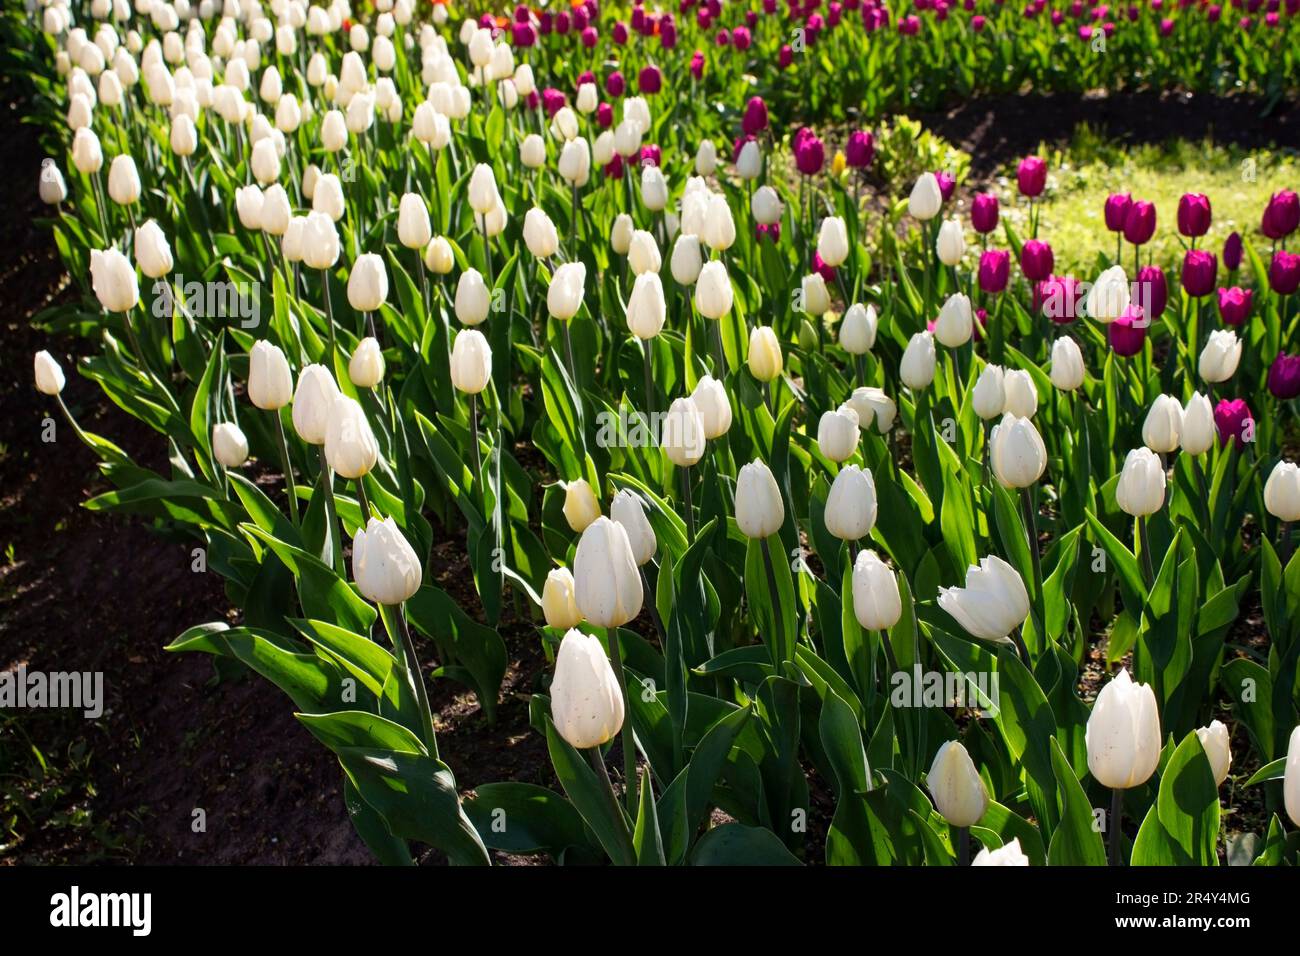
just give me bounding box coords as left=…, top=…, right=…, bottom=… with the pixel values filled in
left=1123, top=201, right=1157, bottom=245
left=1020, top=239, right=1054, bottom=281
left=1270, top=250, right=1300, bottom=295
left=690, top=50, right=705, bottom=79
left=1216, top=287, right=1253, bottom=325
left=541, top=88, right=567, bottom=117
left=1109, top=307, right=1147, bottom=357
left=1267, top=353, right=1300, bottom=400
left=1181, top=250, right=1217, bottom=297
left=512, top=22, right=537, bottom=46
left=845, top=130, right=874, bottom=169
left=1262, top=190, right=1300, bottom=240
left=612, top=21, right=629, bottom=44
left=934, top=171, right=956, bottom=202
left=1214, top=398, right=1253, bottom=449
left=734, top=25, right=752, bottom=48
left=1017, top=156, right=1048, bottom=198
left=743, top=96, right=769, bottom=136
left=605, top=71, right=626, bottom=97
left=640, top=144, right=661, bottom=167
left=1104, top=192, right=1133, bottom=232
left=1177, top=193, right=1212, bottom=238
left=1136, top=265, right=1168, bottom=321
left=971, top=193, right=999, bottom=234
left=1223, top=231, right=1243, bottom=271
left=978, top=249, right=1011, bottom=293
left=812, top=251, right=837, bottom=283
left=794, top=129, right=825, bottom=176
left=1035, top=275, right=1082, bottom=323
left=596, top=102, right=613, bottom=128
left=778, top=44, right=794, bottom=68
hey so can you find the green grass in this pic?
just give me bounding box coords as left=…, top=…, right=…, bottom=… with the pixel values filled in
left=996, top=125, right=1299, bottom=276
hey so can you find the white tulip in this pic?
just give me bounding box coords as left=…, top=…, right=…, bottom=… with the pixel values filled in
left=107, top=153, right=141, bottom=204
left=751, top=184, right=783, bottom=225
left=520, top=133, right=546, bottom=169
left=670, top=234, right=703, bottom=286
left=817, top=405, right=860, bottom=463
left=349, top=337, right=385, bottom=389
left=347, top=254, right=388, bottom=313
left=972, top=364, right=1006, bottom=421
left=627, top=230, right=661, bottom=276
left=523, top=207, right=559, bottom=260
left=1002, top=369, right=1038, bottom=419
left=817, top=216, right=849, bottom=268
left=695, top=139, right=717, bottom=176
left=736, top=138, right=762, bottom=180
left=1086, top=264, right=1130, bottom=323
left=542, top=568, right=583, bottom=630
left=852, top=549, right=901, bottom=630
left=971, top=838, right=1030, bottom=866
left=611, top=490, right=657, bottom=566
left=1050, top=337, right=1085, bottom=392
left=938, top=555, right=1030, bottom=644
left=212, top=421, right=249, bottom=468
left=352, top=516, right=422, bottom=605
left=133, top=220, right=173, bottom=279
left=735, top=459, right=784, bottom=539
left=547, top=262, right=586, bottom=321
left=928, top=740, right=989, bottom=827
left=89, top=248, right=138, bottom=312
left=936, top=218, right=965, bottom=266
left=397, top=193, right=433, bottom=250
left=325, top=395, right=379, bottom=479
left=248, top=340, right=293, bottom=410
left=454, top=269, right=490, bottom=326
left=450, top=328, right=492, bottom=394
left=573, top=517, right=643, bottom=629
left=990, top=413, right=1047, bottom=489
left=900, top=332, right=936, bottom=390
left=610, top=213, right=634, bottom=255
left=1086, top=669, right=1162, bottom=790
left=550, top=628, right=625, bottom=749
left=934, top=293, right=973, bottom=348
left=691, top=375, right=732, bottom=439
left=695, top=261, right=733, bottom=319
left=33, top=351, right=66, bottom=396
left=748, top=326, right=783, bottom=383
left=839, top=303, right=877, bottom=355
left=825, top=464, right=877, bottom=541
left=424, top=236, right=454, bottom=275
left=700, top=193, right=736, bottom=252
left=626, top=273, right=666, bottom=340
left=1285, top=725, right=1300, bottom=828
left=301, top=211, right=340, bottom=270
left=1264, top=461, right=1300, bottom=522
left=661, top=397, right=706, bottom=468
left=640, top=164, right=668, bottom=212
left=846, top=387, right=897, bottom=434
left=1115, top=447, right=1166, bottom=517
left=1195, top=720, right=1232, bottom=787
left=802, top=273, right=831, bottom=317
left=1180, top=393, right=1214, bottom=456
left=908, top=172, right=942, bottom=220
left=292, top=365, right=340, bottom=444
left=1199, top=329, right=1242, bottom=384
left=1142, top=394, right=1183, bottom=454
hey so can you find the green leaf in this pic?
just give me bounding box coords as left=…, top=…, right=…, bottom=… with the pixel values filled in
left=1046, top=736, right=1106, bottom=866
left=687, top=823, right=802, bottom=866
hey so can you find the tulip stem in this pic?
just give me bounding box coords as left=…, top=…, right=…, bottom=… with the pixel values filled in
left=1020, top=486, right=1043, bottom=607
left=585, top=745, right=630, bottom=837
left=317, top=446, right=343, bottom=572
left=391, top=603, right=438, bottom=758
left=1137, top=515, right=1155, bottom=587
left=642, top=337, right=654, bottom=420
left=638, top=566, right=666, bottom=645
left=956, top=826, right=970, bottom=866
left=603, top=629, right=638, bottom=814
left=321, top=269, right=337, bottom=371
left=680, top=464, right=695, bottom=543
left=1109, top=788, right=1124, bottom=867
left=355, top=476, right=373, bottom=522
left=712, top=318, right=726, bottom=377
left=562, top=320, right=577, bottom=386
left=271, top=410, right=300, bottom=525
left=1280, top=521, right=1293, bottom=567
left=469, top=392, right=482, bottom=486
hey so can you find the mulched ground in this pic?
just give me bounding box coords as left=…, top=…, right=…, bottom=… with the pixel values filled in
left=2, top=84, right=1290, bottom=865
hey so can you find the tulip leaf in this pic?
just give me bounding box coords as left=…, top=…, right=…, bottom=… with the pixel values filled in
left=542, top=716, right=636, bottom=867
left=633, top=771, right=666, bottom=866
left=463, top=783, right=594, bottom=860
left=1046, top=736, right=1106, bottom=866
left=1084, top=509, right=1147, bottom=615
left=1244, top=757, right=1286, bottom=786
left=687, top=823, right=801, bottom=866
left=1130, top=732, right=1219, bottom=866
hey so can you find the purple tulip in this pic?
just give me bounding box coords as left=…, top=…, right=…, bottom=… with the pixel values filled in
left=1216, top=287, right=1253, bottom=326
left=794, top=129, right=825, bottom=176
left=1267, top=353, right=1300, bottom=399
left=1020, top=240, right=1054, bottom=281
left=1181, top=250, right=1217, bottom=297
left=971, top=193, right=999, bottom=234
left=596, top=102, right=613, bottom=128
left=1271, top=250, right=1300, bottom=295
left=778, top=44, right=794, bottom=68
left=845, top=130, right=874, bottom=169
left=734, top=25, right=753, bottom=48
left=1017, top=156, right=1048, bottom=198
left=541, top=88, right=566, bottom=117
left=690, top=50, right=705, bottom=79
left=1104, top=192, right=1132, bottom=232
left=978, top=249, right=1011, bottom=293
left=1109, top=307, right=1147, bottom=357
left=612, top=21, right=629, bottom=44
left=1135, top=265, right=1168, bottom=321
left=1123, top=200, right=1157, bottom=245
left=640, top=144, right=661, bottom=167
left=812, top=251, right=837, bottom=283
left=1262, top=190, right=1300, bottom=240
left=1035, top=275, right=1082, bottom=323
left=638, top=65, right=662, bottom=94
left=934, top=170, right=956, bottom=202
left=1177, top=193, right=1212, bottom=237
left=743, top=96, right=769, bottom=136
left=581, top=25, right=598, bottom=47
left=1214, top=398, right=1253, bottom=449
left=1223, top=231, right=1243, bottom=271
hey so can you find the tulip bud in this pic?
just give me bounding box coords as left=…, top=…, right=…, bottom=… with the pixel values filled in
left=927, top=740, right=989, bottom=828
left=852, top=549, right=901, bottom=630
left=695, top=139, right=717, bottom=176
left=454, top=268, right=491, bottom=326
left=1285, top=725, right=1300, bottom=828
left=936, top=218, right=965, bottom=266
left=39, top=161, right=68, bottom=205
left=839, top=303, right=877, bottom=355
left=259, top=185, right=291, bottom=236
left=938, top=555, right=1030, bottom=644
left=640, top=164, right=668, bottom=212
left=547, top=262, right=586, bottom=321
left=212, top=421, right=249, bottom=468
left=1175, top=393, right=1213, bottom=457
left=562, top=479, right=601, bottom=534
left=320, top=109, right=348, bottom=151
left=700, top=194, right=737, bottom=253
left=450, top=329, right=492, bottom=394
left=352, top=515, right=422, bottom=605
left=424, top=236, right=454, bottom=275
left=1002, top=369, right=1038, bottom=419
left=558, top=137, right=590, bottom=184
left=89, top=248, right=139, bottom=313
left=1086, top=265, right=1130, bottom=323
left=735, top=138, right=762, bottom=180
left=660, top=397, right=706, bottom=468
left=1142, top=394, right=1183, bottom=454
left=325, top=395, right=379, bottom=479
left=747, top=326, right=783, bottom=383
left=735, top=459, right=784, bottom=539
left=818, top=405, right=860, bottom=463
left=542, top=568, right=583, bottom=629
left=573, top=516, right=643, bottom=628
left=627, top=230, right=661, bottom=276
left=972, top=839, right=1029, bottom=866
left=801, top=273, right=831, bottom=318
left=1195, top=720, right=1232, bottom=787
left=934, top=293, right=973, bottom=347
left=817, top=216, right=849, bottom=268
left=250, top=136, right=279, bottom=184
left=550, top=628, right=625, bottom=749
left=301, top=212, right=340, bottom=271
left=133, top=219, right=173, bottom=279
left=291, top=365, right=339, bottom=445
left=626, top=272, right=666, bottom=340
left=610, top=213, right=634, bottom=255
left=248, top=340, right=293, bottom=410
left=1264, top=460, right=1300, bottom=522
left=520, top=133, right=546, bottom=169
left=312, top=173, right=346, bottom=221
left=908, top=172, right=942, bottom=220
left=611, top=490, right=656, bottom=566
left=1050, top=337, right=1085, bottom=392
left=468, top=163, right=499, bottom=215
left=990, top=413, right=1047, bottom=489
left=751, top=185, right=782, bottom=225
left=1116, top=447, right=1166, bottom=517
left=1086, top=669, right=1162, bottom=790
left=690, top=375, right=732, bottom=439
left=1198, top=329, right=1241, bottom=384
left=900, top=331, right=936, bottom=390
left=397, top=193, right=432, bottom=250
left=670, top=234, right=703, bottom=286
left=972, top=364, right=1006, bottom=421
left=523, top=207, right=559, bottom=260
left=72, top=128, right=104, bottom=174
left=349, top=337, right=386, bottom=389
left=825, top=464, right=877, bottom=541
left=107, top=154, right=141, bottom=205
left=695, top=261, right=733, bottom=319
left=33, top=350, right=66, bottom=396
left=347, top=254, right=388, bottom=313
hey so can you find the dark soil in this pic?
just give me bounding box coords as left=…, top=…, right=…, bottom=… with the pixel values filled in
left=919, top=90, right=1300, bottom=181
